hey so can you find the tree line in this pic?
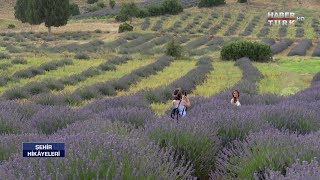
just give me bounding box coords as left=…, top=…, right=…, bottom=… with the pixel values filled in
left=14, top=0, right=73, bottom=35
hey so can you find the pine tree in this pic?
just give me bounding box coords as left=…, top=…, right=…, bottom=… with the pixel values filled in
left=14, top=0, right=28, bottom=23
left=26, top=0, right=44, bottom=25
left=42, top=0, right=70, bottom=35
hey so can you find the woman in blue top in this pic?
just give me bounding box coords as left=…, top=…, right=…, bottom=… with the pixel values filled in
left=172, top=88, right=191, bottom=117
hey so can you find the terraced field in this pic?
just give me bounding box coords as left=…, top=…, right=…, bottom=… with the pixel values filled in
left=0, top=2, right=320, bottom=179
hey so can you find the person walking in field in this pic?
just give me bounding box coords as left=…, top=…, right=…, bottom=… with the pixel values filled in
left=170, top=88, right=191, bottom=120
left=231, top=90, right=241, bottom=106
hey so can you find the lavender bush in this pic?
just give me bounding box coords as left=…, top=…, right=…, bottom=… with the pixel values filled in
left=3, top=56, right=132, bottom=100
left=184, top=36, right=210, bottom=50
left=212, top=129, right=320, bottom=179
left=144, top=56, right=213, bottom=103
left=261, top=38, right=276, bottom=45
left=271, top=39, right=293, bottom=54
left=71, top=55, right=173, bottom=102
left=0, top=101, right=42, bottom=134
left=0, top=133, right=196, bottom=179
left=240, top=16, right=260, bottom=36
left=262, top=158, right=320, bottom=179
left=311, top=42, right=320, bottom=57
left=261, top=101, right=320, bottom=134
left=278, top=26, right=288, bottom=37
left=257, top=27, right=270, bottom=37
left=146, top=117, right=219, bottom=178
left=119, top=34, right=155, bottom=49
left=29, top=106, right=91, bottom=135
left=287, top=39, right=312, bottom=56
left=141, top=17, right=150, bottom=30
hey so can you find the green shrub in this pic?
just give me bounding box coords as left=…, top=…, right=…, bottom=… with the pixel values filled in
left=87, top=0, right=98, bottom=4
left=118, top=23, right=133, bottom=33
left=7, top=24, right=15, bottom=29
left=198, top=0, right=226, bottom=7
left=97, top=2, right=106, bottom=8
left=86, top=4, right=100, bottom=12
left=116, top=2, right=139, bottom=22
left=109, top=0, right=115, bottom=9
left=161, top=0, right=183, bottom=15
left=0, top=53, right=11, bottom=59
left=165, top=40, right=182, bottom=57
left=221, top=40, right=272, bottom=62
left=75, top=52, right=90, bottom=59
left=69, top=3, right=80, bottom=16
left=238, top=0, right=247, bottom=2
left=12, top=57, right=27, bottom=64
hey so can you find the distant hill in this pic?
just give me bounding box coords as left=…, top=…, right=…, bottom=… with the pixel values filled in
left=0, top=0, right=320, bottom=20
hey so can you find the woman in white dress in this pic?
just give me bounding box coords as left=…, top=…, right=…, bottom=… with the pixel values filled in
left=230, top=90, right=241, bottom=106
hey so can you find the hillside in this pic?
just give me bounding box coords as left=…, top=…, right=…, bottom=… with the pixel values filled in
left=1, top=0, right=320, bottom=20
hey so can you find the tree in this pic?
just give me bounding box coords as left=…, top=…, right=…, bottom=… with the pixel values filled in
left=26, top=0, right=44, bottom=25
left=41, top=0, right=70, bottom=35
left=14, top=0, right=70, bottom=35
left=198, top=0, right=226, bottom=7
left=109, top=0, right=116, bottom=9
left=14, top=0, right=28, bottom=23
left=69, top=3, right=80, bottom=16
left=116, top=2, right=139, bottom=23
left=166, top=40, right=182, bottom=57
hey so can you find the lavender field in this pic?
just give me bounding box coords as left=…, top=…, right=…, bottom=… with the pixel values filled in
left=0, top=1, right=320, bottom=179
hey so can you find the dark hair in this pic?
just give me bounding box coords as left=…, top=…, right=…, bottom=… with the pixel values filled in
left=173, top=88, right=182, bottom=100
left=232, top=90, right=240, bottom=103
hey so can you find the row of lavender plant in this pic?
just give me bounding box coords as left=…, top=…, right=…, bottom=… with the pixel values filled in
left=144, top=56, right=213, bottom=103
left=311, top=42, right=320, bottom=57
left=261, top=37, right=276, bottom=45
left=0, top=58, right=73, bottom=87
left=0, top=132, right=196, bottom=179
left=278, top=26, right=288, bottom=37
left=224, top=13, right=245, bottom=36
left=30, top=56, right=173, bottom=106
left=180, top=15, right=203, bottom=34
left=262, top=158, right=320, bottom=179
left=151, top=16, right=168, bottom=31
left=211, top=128, right=320, bottom=179
left=118, top=33, right=156, bottom=49
left=207, top=12, right=231, bottom=35
left=287, top=39, right=312, bottom=56
left=257, top=21, right=271, bottom=37
left=48, top=39, right=105, bottom=53
left=189, top=36, right=225, bottom=56
left=0, top=31, right=95, bottom=42
left=118, top=35, right=172, bottom=54
left=2, top=56, right=132, bottom=100
left=270, top=39, right=293, bottom=54
left=239, top=16, right=260, bottom=36
left=141, top=17, right=151, bottom=30
left=183, top=36, right=210, bottom=50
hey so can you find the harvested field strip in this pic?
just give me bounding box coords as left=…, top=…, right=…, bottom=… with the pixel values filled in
left=61, top=57, right=157, bottom=93
left=191, top=61, right=242, bottom=97
left=304, top=18, right=315, bottom=39
left=255, top=58, right=320, bottom=95
left=286, top=25, right=296, bottom=39
left=0, top=57, right=52, bottom=76
left=0, top=59, right=107, bottom=94
left=312, top=42, right=320, bottom=56
left=117, top=60, right=197, bottom=96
